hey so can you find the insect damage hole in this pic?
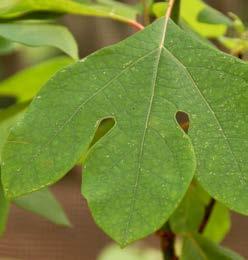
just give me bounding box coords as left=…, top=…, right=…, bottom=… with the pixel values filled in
left=90, top=117, right=116, bottom=148
left=176, top=111, right=190, bottom=134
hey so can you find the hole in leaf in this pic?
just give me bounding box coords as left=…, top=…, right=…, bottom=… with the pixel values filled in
left=0, top=95, right=17, bottom=109
left=176, top=111, right=190, bottom=133
left=78, top=118, right=115, bottom=165
left=90, top=117, right=115, bottom=148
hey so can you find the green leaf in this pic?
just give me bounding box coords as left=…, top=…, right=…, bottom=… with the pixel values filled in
left=197, top=4, right=232, bottom=26
left=218, top=37, right=248, bottom=56
left=0, top=104, right=27, bottom=154
left=0, top=178, right=9, bottom=235
left=2, top=18, right=248, bottom=245
left=152, top=2, right=168, bottom=18
left=152, top=0, right=232, bottom=38
left=181, top=234, right=244, bottom=260
left=1, top=18, right=196, bottom=245
left=14, top=188, right=71, bottom=226
left=181, top=0, right=232, bottom=37
left=0, top=0, right=138, bottom=26
left=0, top=56, right=74, bottom=105
left=0, top=37, right=15, bottom=55
left=228, top=13, right=245, bottom=34
left=98, top=244, right=163, bottom=260
left=0, top=23, right=78, bottom=60
left=0, top=105, right=70, bottom=228
left=169, top=183, right=210, bottom=233
left=203, top=203, right=231, bottom=243
left=0, top=105, right=25, bottom=235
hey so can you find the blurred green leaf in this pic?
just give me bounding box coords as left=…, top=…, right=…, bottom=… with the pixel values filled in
left=181, top=234, right=244, bottom=260
left=0, top=178, right=9, bottom=235
left=170, top=183, right=210, bottom=233
left=151, top=2, right=167, bottom=19
left=0, top=37, right=15, bottom=55
left=228, top=13, right=245, bottom=34
left=152, top=0, right=232, bottom=38
left=98, top=244, right=163, bottom=260
left=14, top=188, right=71, bottom=226
left=218, top=36, right=248, bottom=55
left=197, top=5, right=232, bottom=26
left=0, top=23, right=78, bottom=59
left=0, top=56, right=73, bottom=105
left=203, top=203, right=231, bottom=243
left=0, top=0, right=138, bottom=26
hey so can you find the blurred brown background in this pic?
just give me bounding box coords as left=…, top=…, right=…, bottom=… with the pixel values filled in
left=0, top=0, right=247, bottom=259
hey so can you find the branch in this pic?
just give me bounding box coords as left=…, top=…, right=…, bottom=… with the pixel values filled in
left=156, top=229, right=178, bottom=260
left=128, top=20, right=144, bottom=30
left=141, top=0, right=150, bottom=26
left=165, top=0, right=181, bottom=24
left=198, top=198, right=215, bottom=233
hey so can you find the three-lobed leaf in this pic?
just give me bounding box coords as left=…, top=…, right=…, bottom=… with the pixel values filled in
left=1, top=17, right=248, bottom=245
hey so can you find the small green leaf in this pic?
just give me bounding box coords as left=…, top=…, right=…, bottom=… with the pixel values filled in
left=14, top=188, right=71, bottom=226
left=181, top=233, right=244, bottom=260
left=0, top=0, right=138, bottom=26
left=2, top=18, right=248, bottom=245
left=170, top=183, right=210, bottom=233
left=0, top=23, right=78, bottom=59
left=181, top=0, right=231, bottom=37
left=203, top=203, right=231, bottom=243
left=197, top=5, right=232, bottom=26
left=0, top=56, right=74, bottom=105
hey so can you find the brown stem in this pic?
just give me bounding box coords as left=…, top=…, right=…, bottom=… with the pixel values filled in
left=237, top=52, right=244, bottom=59
left=198, top=198, right=215, bottom=233
left=165, top=0, right=176, bottom=21
left=141, top=0, right=150, bottom=26
left=128, top=20, right=144, bottom=31
left=156, top=230, right=178, bottom=260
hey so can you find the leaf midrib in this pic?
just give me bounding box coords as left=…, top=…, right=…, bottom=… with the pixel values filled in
left=121, top=19, right=171, bottom=244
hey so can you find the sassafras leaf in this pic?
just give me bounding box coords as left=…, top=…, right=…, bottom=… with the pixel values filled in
left=2, top=17, right=248, bottom=245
